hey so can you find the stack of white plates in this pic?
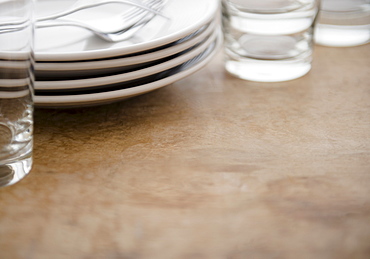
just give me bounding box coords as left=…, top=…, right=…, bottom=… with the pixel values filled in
left=34, top=0, right=221, bottom=108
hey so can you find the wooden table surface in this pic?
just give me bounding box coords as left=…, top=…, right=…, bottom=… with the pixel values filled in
left=1, top=44, right=370, bottom=259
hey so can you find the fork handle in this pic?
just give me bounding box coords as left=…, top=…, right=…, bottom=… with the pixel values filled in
left=36, top=0, right=166, bottom=22
left=0, top=0, right=166, bottom=28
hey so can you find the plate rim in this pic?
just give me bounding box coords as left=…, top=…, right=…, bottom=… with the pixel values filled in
left=35, top=0, right=219, bottom=61
left=34, top=30, right=222, bottom=107
left=35, top=26, right=219, bottom=90
left=35, top=20, right=217, bottom=73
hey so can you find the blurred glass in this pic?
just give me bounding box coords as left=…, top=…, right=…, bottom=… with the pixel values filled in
left=0, top=0, right=34, bottom=187
left=222, top=0, right=320, bottom=82
left=315, top=0, right=370, bottom=47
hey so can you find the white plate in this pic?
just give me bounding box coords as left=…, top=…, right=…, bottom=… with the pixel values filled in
left=35, top=26, right=219, bottom=91
left=35, top=0, right=219, bottom=61
left=35, top=20, right=217, bottom=79
left=34, top=30, right=222, bottom=107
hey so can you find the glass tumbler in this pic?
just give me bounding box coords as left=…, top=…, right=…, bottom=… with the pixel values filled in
left=222, top=0, right=320, bottom=82
left=0, top=0, right=34, bottom=187
left=315, top=0, right=370, bottom=47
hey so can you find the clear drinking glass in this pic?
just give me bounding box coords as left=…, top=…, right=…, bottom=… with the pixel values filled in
left=222, top=0, right=320, bottom=82
left=0, top=0, right=34, bottom=187
left=315, top=0, right=370, bottom=47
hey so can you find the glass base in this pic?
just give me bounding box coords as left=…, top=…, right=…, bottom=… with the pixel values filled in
left=225, top=58, right=311, bottom=82
left=0, top=154, right=32, bottom=188
left=315, top=24, right=370, bottom=47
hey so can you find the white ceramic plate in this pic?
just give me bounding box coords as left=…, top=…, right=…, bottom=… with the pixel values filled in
left=34, top=30, right=222, bottom=107
left=35, top=26, right=218, bottom=91
left=35, top=0, right=219, bottom=61
left=35, top=20, right=217, bottom=79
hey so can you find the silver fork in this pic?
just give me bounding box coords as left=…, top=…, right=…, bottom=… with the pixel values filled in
left=36, top=0, right=166, bottom=22
left=0, top=0, right=167, bottom=42
left=0, top=0, right=165, bottom=26
left=36, top=0, right=167, bottom=42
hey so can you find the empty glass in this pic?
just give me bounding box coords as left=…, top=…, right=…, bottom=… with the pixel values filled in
left=315, top=0, right=370, bottom=47
left=0, top=0, right=34, bottom=187
left=222, top=0, right=320, bottom=82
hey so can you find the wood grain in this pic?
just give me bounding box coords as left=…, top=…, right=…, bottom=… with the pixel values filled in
left=0, top=44, right=369, bottom=259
